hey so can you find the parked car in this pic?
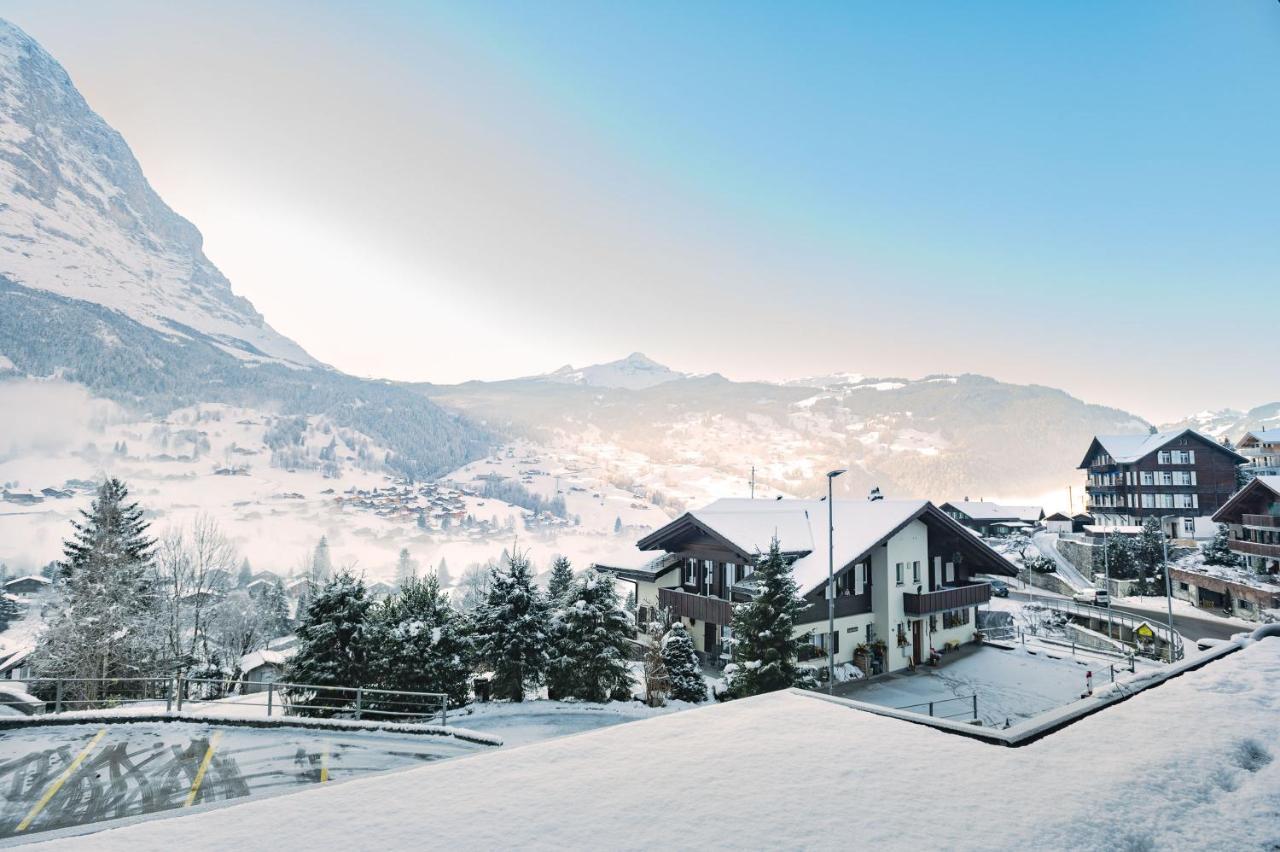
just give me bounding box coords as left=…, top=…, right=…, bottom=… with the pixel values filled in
left=1072, top=588, right=1110, bottom=607
left=988, top=579, right=1009, bottom=597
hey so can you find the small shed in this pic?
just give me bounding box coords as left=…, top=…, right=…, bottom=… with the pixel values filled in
left=239, top=649, right=288, bottom=694
left=1043, top=512, right=1074, bottom=534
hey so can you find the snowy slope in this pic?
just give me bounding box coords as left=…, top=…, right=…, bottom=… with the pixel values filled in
left=540, top=352, right=686, bottom=390
left=0, top=19, right=315, bottom=368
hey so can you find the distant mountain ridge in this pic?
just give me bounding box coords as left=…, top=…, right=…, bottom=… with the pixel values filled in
left=1161, top=403, right=1280, bottom=443
left=537, top=352, right=690, bottom=390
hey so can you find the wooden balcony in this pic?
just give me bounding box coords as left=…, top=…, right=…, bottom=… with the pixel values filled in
left=1230, top=540, right=1280, bottom=560
left=903, top=583, right=992, bottom=616
left=659, top=587, right=734, bottom=626
left=1242, top=514, right=1280, bottom=530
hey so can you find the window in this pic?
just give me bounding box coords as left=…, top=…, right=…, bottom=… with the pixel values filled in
left=1239, top=599, right=1253, bottom=611
left=855, top=563, right=866, bottom=595
left=1140, top=471, right=1154, bottom=486
left=1157, top=451, right=1170, bottom=465
left=942, top=608, right=971, bottom=629
left=1182, top=518, right=1195, bottom=534
left=895, top=563, right=904, bottom=586
left=1178, top=582, right=1189, bottom=592
left=912, top=561, right=920, bottom=584
left=683, top=559, right=697, bottom=587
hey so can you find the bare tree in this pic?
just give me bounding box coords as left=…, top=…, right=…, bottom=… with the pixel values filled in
left=152, top=515, right=238, bottom=673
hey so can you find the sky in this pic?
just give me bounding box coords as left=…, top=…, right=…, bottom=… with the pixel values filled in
left=1, top=1, right=1277, bottom=422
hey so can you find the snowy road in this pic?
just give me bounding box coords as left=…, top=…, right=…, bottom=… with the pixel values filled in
left=0, top=722, right=481, bottom=841
left=1031, top=532, right=1090, bottom=591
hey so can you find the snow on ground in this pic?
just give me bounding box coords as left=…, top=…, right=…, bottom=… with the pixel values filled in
left=834, top=644, right=1104, bottom=727
left=449, top=699, right=689, bottom=748
left=34, top=637, right=1280, bottom=851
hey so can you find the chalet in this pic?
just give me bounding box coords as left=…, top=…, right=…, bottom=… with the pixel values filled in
left=1078, top=429, right=1246, bottom=539
left=1043, top=512, right=1094, bottom=535
left=3, top=575, right=51, bottom=597
left=596, top=498, right=1016, bottom=677
left=0, top=647, right=33, bottom=680
left=1238, top=430, right=1280, bottom=479
left=1212, top=475, right=1280, bottom=578
left=938, top=501, right=1044, bottom=536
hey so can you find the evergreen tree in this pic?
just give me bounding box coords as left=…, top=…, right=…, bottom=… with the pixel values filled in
left=284, top=571, right=372, bottom=715
left=368, top=574, right=471, bottom=710
left=311, top=536, right=333, bottom=583
left=546, top=569, right=635, bottom=702
left=0, top=594, right=19, bottom=632
left=546, top=556, right=575, bottom=603
left=256, top=579, right=292, bottom=639
left=36, top=479, right=162, bottom=701
left=726, top=539, right=812, bottom=698
left=472, top=552, right=550, bottom=701
left=661, top=622, right=706, bottom=703
left=1135, top=518, right=1167, bottom=596
left=394, top=548, right=418, bottom=588
left=613, top=516, right=623, bottom=534
left=436, top=558, right=452, bottom=588
left=1202, top=524, right=1243, bottom=567
left=1103, top=533, right=1139, bottom=580
left=237, top=558, right=254, bottom=588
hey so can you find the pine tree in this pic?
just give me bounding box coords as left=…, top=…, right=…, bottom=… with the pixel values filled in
left=472, top=552, right=550, bottom=701
left=546, top=569, right=635, bottom=702
left=256, top=579, right=292, bottom=639
left=311, top=536, right=333, bottom=583
left=0, top=594, right=19, bottom=632
left=1202, top=524, right=1243, bottom=567
left=237, top=558, right=254, bottom=588
left=284, top=571, right=372, bottom=715
left=368, top=574, right=471, bottom=711
left=662, top=622, right=706, bottom=703
left=1135, top=518, right=1167, bottom=596
left=36, top=478, right=162, bottom=702
left=726, top=539, right=812, bottom=698
left=436, top=558, right=452, bottom=588
left=613, top=516, right=623, bottom=534
left=546, top=556, right=574, bottom=603
left=395, top=548, right=418, bottom=588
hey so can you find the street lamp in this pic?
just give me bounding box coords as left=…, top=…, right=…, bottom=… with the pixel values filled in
left=1157, top=516, right=1176, bottom=663
left=826, top=469, right=847, bottom=694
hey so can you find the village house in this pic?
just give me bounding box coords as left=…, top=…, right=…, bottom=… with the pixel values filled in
left=596, top=498, right=1017, bottom=677
left=3, top=575, right=51, bottom=598
left=1211, top=475, right=1280, bottom=578
left=1043, top=512, right=1093, bottom=534
left=1237, top=430, right=1280, bottom=480
left=938, top=501, right=1044, bottom=536
left=1079, top=429, right=1246, bottom=539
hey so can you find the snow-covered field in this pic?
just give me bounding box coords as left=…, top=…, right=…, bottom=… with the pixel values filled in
left=32, top=636, right=1280, bottom=851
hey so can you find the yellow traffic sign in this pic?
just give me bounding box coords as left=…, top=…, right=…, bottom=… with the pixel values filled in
left=1134, top=622, right=1156, bottom=639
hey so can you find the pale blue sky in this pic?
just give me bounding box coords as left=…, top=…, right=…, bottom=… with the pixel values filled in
left=3, top=1, right=1278, bottom=420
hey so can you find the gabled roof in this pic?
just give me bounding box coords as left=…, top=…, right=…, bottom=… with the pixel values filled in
left=638, top=497, right=1016, bottom=595
left=1240, top=429, right=1280, bottom=447
left=1044, top=512, right=1072, bottom=522
left=3, top=575, right=51, bottom=588
left=240, top=649, right=289, bottom=672
left=941, top=501, right=1044, bottom=523
left=1212, top=476, right=1280, bottom=524
left=1078, top=429, right=1248, bottom=468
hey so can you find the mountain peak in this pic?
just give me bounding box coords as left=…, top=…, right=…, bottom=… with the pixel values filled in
left=541, top=352, right=684, bottom=390
left=0, top=18, right=317, bottom=367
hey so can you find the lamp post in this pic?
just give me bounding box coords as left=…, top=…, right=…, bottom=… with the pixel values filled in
left=1158, top=516, right=1176, bottom=663
left=826, top=469, right=847, bottom=694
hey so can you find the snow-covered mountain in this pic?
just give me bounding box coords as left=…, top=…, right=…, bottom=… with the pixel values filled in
left=539, top=352, right=688, bottom=390
left=1161, top=403, right=1280, bottom=443
left=0, top=20, right=314, bottom=367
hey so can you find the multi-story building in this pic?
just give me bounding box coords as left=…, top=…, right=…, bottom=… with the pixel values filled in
left=1237, top=430, right=1280, bottom=479
left=1078, top=429, right=1246, bottom=539
left=595, top=498, right=1016, bottom=676
left=1211, top=475, right=1280, bottom=577
left=938, top=501, right=1044, bottom=536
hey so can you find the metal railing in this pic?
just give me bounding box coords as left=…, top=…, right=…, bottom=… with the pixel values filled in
left=895, top=694, right=978, bottom=721
left=17, top=676, right=451, bottom=726
left=1032, top=598, right=1184, bottom=661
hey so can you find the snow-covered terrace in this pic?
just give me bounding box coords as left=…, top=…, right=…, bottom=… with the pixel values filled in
left=38, top=635, right=1280, bottom=851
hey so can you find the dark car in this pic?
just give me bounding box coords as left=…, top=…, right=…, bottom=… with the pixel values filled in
left=988, top=579, right=1010, bottom=597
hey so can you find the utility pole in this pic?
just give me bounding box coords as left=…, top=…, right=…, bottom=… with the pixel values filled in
left=750, top=465, right=755, bottom=499
left=1160, top=517, right=1176, bottom=663
left=826, top=469, right=847, bottom=694
left=1103, top=526, right=1114, bottom=641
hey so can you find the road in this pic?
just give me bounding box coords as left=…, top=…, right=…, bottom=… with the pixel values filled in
left=1030, top=532, right=1090, bottom=591
left=0, top=722, right=482, bottom=841
left=1009, top=590, right=1245, bottom=643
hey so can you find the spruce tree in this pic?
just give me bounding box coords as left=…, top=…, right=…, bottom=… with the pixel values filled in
left=726, top=539, right=812, bottom=698
left=37, top=478, right=161, bottom=700
left=546, top=556, right=575, bottom=603
left=0, top=594, right=19, bottom=632
left=472, top=552, right=550, bottom=701
left=546, top=569, right=635, bottom=702
left=256, top=579, right=292, bottom=639
left=1202, top=524, right=1242, bottom=567
left=284, top=571, right=372, bottom=715
left=1135, top=518, right=1167, bottom=596
left=237, top=558, right=254, bottom=588
left=311, top=536, right=333, bottom=583
left=662, top=622, right=706, bottom=703
left=436, top=558, right=452, bottom=588
left=394, top=548, right=418, bottom=588
left=369, top=574, right=471, bottom=711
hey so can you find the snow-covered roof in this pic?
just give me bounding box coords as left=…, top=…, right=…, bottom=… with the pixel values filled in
left=1212, top=475, right=1280, bottom=524
left=2, top=575, right=50, bottom=587
left=239, top=649, right=288, bottom=672
left=48, top=637, right=1280, bottom=850
left=1082, top=429, right=1247, bottom=467
left=1241, top=429, right=1280, bottom=445
left=943, top=501, right=1043, bottom=523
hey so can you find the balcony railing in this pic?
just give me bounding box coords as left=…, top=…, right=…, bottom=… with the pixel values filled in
left=902, top=582, right=992, bottom=616
left=658, top=587, right=735, bottom=625
left=1242, top=514, right=1280, bottom=530
left=1229, top=540, right=1280, bottom=560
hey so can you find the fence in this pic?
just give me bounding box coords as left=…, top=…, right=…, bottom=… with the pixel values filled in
left=895, top=694, right=978, bottom=722
left=1031, top=599, right=1184, bottom=662
left=19, top=676, right=450, bottom=726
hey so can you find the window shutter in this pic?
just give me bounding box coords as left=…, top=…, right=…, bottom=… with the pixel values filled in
left=855, top=563, right=865, bottom=595
left=1188, top=450, right=1195, bottom=464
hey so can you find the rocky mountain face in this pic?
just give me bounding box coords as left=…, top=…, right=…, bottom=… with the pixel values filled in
left=418, top=364, right=1151, bottom=504
left=0, top=20, right=489, bottom=479
left=0, top=19, right=312, bottom=367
